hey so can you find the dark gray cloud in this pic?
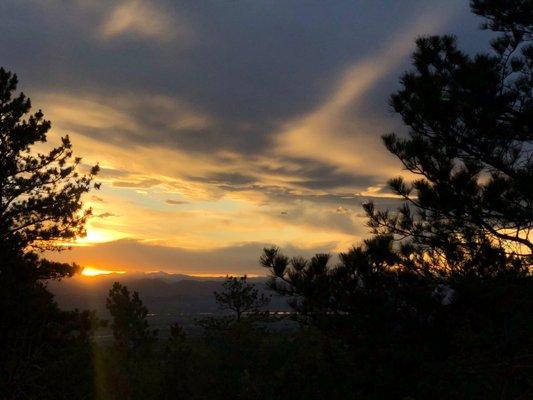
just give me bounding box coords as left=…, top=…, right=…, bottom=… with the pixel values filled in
left=269, top=156, right=382, bottom=191
left=214, top=180, right=401, bottom=209
left=0, top=0, right=489, bottom=154
left=184, top=156, right=381, bottom=192
left=187, top=172, right=257, bottom=186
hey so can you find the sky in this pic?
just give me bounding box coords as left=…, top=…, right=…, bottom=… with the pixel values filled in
left=0, top=0, right=491, bottom=275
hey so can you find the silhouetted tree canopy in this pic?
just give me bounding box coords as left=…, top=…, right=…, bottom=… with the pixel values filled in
left=0, top=68, right=99, bottom=249
left=0, top=67, right=99, bottom=282
left=214, top=275, right=271, bottom=321
left=106, top=282, right=158, bottom=354
left=0, top=67, right=102, bottom=399
left=261, top=237, right=435, bottom=331
left=364, top=0, right=532, bottom=272
left=259, top=3, right=533, bottom=398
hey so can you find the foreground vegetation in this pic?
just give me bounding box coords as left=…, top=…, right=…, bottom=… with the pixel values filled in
left=87, top=272, right=533, bottom=400
left=1, top=1, right=532, bottom=399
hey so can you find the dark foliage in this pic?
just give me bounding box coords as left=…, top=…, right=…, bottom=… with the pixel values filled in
left=106, top=282, right=158, bottom=354
left=258, top=2, right=533, bottom=398
left=0, top=246, right=101, bottom=399
left=0, top=67, right=100, bottom=399
left=0, top=68, right=99, bottom=254
left=99, top=283, right=160, bottom=400
left=261, top=242, right=533, bottom=399
left=213, top=275, right=270, bottom=321
left=365, top=0, right=532, bottom=269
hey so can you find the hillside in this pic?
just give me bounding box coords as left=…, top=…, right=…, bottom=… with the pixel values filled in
left=47, top=272, right=290, bottom=318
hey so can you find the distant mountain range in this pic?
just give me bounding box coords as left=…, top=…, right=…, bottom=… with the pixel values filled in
left=48, top=272, right=290, bottom=318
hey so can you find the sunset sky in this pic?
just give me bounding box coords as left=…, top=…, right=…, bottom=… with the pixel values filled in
left=0, top=0, right=490, bottom=275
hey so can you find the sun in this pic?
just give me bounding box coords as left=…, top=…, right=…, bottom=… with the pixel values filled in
left=81, top=266, right=126, bottom=277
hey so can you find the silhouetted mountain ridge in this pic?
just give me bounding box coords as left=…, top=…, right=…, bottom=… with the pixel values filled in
left=48, top=272, right=285, bottom=317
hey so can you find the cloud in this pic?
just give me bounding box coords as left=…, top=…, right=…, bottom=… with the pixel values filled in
left=36, top=85, right=407, bottom=262
left=264, top=203, right=366, bottom=236
left=165, top=199, right=189, bottom=205
left=274, top=12, right=454, bottom=177
left=98, top=0, right=185, bottom=42
left=49, top=238, right=341, bottom=275
left=113, top=178, right=163, bottom=189
left=96, top=212, right=117, bottom=219
left=38, top=88, right=390, bottom=204
left=40, top=91, right=213, bottom=149
left=77, top=183, right=362, bottom=252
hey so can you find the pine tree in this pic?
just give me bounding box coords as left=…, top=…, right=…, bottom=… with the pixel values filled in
left=0, top=67, right=101, bottom=398
left=214, top=275, right=270, bottom=321
left=0, top=67, right=99, bottom=280
left=364, top=0, right=532, bottom=274
left=106, top=282, right=158, bottom=354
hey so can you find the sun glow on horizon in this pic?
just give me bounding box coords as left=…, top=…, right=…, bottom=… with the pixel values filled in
left=81, top=266, right=127, bottom=276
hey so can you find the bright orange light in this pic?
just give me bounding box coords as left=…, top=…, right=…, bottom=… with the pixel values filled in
left=81, top=267, right=126, bottom=276
left=74, top=229, right=125, bottom=246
